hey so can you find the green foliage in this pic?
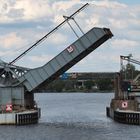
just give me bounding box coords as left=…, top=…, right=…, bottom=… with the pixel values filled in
left=96, top=78, right=113, bottom=91
left=64, top=80, right=76, bottom=91
left=121, top=63, right=140, bottom=80
left=43, top=77, right=114, bottom=92
left=84, top=80, right=95, bottom=90
left=46, top=80, right=65, bottom=92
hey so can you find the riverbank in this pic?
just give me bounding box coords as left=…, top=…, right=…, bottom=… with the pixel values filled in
left=37, top=90, right=114, bottom=93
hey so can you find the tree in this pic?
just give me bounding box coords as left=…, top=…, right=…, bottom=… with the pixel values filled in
left=84, top=80, right=95, bottom=90
left=121, top=63, right=139, bottom=80
left=96, top=78, right=113, bottom=91
left=54, top=80, right=65, bottom=92
left=64, top=80, right=76, bottom=91
left=45, top=80, right=65, bottom=92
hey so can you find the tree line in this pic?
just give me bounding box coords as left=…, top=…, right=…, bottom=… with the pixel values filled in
left=43, top=78, right=114, bottom=92
left=39, top=63, right=140, bottom=93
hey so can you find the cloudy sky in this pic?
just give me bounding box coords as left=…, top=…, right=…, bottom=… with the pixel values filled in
left=0, top=0, right=140, bottom=72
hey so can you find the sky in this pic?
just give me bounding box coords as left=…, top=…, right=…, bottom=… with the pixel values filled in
left=0, top=0, right=140, bottom=72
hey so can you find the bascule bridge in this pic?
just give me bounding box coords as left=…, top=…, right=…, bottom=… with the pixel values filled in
left=0, top=3, right=113, bottom=125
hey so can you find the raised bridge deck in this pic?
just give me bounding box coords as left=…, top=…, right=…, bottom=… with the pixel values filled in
left=18, top=27, right=113, bottom=92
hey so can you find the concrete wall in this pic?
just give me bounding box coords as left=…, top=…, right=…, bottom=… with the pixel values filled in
left=110, top=99, right=138, bottom=111
left=0, top=113, right=15, bottom=124
left=0, top=87, right=25, bottom=108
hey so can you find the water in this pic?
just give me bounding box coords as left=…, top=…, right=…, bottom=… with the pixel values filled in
left=0, top=93, right=139, bottom=140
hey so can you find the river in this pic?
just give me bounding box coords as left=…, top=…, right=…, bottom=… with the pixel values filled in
left=0, top=93, right=139, bottom=140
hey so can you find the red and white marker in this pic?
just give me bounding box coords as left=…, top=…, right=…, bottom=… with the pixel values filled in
left=6, top=104, right=12, bottom=112
left=122, top=101, right=128, bottom=108
left=67, top=45, right=74, bottom=53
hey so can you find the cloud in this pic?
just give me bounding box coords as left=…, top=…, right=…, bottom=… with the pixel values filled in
left=108, top=18, right=128, bottom=29
left=126, top=30, right=140, bottom=41
left=0, top=0, right=140, bottom=72
left=7, top=8, right=24, bottom=19
left=51, top=1, right=83, bottom=25
left=0, top=0, right=53, bottom=23
left=47, top=33, right=68, bottom=46
left=28, top=54, right=54, bottom=66
left=15, top=0, right=52, bottom=21
left=0, top=50, right=18, bottom=58
left=111, top=39, right=139, bottom=50
left=0, top=32, right=27, bottom=49
left=52, top=1, right=77, bottom=12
